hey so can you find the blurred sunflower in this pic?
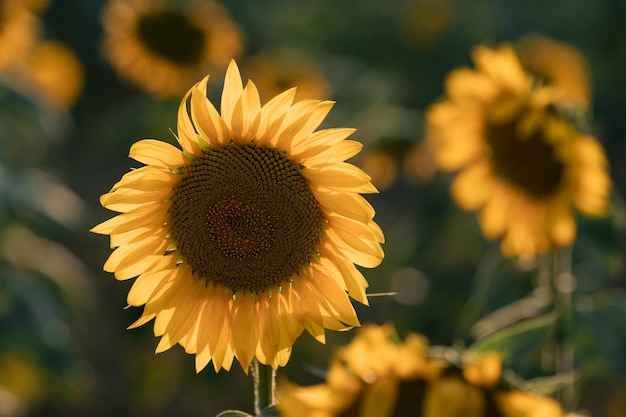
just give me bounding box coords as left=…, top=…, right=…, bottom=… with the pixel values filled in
left=22, top=0, right=51, bottom=13
left=243, top=51, right=332, bottom=102
left=14, top=40, right=85, bottom=109
left=0, top=0, right=38, bottom=73
left=92, top=60, right=384, bottom=373
left=426, top=44, right=610, bottom=258
left=100, top=0, right=243, bottom=98
left=358, top=149, right=399, bottom=192
left=515, top=35, right=592, bottom=110
left=277, top=324, right=566, bottom=417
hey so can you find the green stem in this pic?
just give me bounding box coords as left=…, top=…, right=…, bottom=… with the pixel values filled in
left=539, top=248, right=576, bottom=410
left=552, top=247, right=576, bottom=410
left=251, top=358, right=276, bottom=415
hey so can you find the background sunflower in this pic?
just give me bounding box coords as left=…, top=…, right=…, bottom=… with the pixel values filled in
left=2, top=0, right=626, bottom=416
left=101, top=0, right=243, bottom=97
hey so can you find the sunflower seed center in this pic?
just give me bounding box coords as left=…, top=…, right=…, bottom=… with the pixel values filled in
left=136, top=11, right=205, bottom=64
left=485, top=107, right=564, bottom=198
left=169, top=143, right=324, bottom=293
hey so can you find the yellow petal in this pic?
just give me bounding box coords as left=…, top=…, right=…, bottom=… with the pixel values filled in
left=320, top=244, right=369, bottom=305
left=230, top=80, right=262, bottom=142
left=300, top=140, right=363, bottom=166
left=272, top=99, right=320, bottom=150
left=103, top=235, right=167, bottom=279
left=177, top=80, right=203, bottom=155
left=100, top=187, right=172, bottom=212
left=288, top=101, right=335, bottom=148
left=255, top=87, right=297, bottom=146
left=231, top=291, right=259, bottom=370
left=221, top=59, right=244, bottom=129
left=127, top=265, right=176, bottom=306
left=312, top=186, right=374, bottom=223
left=91, top=202, right=167, bottom=235
left=359, top=379, right=398, bottom=417
left=129, top=139, right=187, bottom=168
left=423, top=377, right=485, bottom=417
left=191, top=80, right=230, bottom=146
left=303, top=163, right=374, bottom=190
left=255, top=294, right=281, bottom=365
left=291, top=127, right=357, bottom=156
left=309, top=263, right=360, bottom=327
left=108, top=166, right=178, bottom=193
left=323, top=224, right=383, bottom=268
left=451, top=160, right=493, bottom=210
left=445, top=68, right=499, bottom=103
left=320, top=232, right=379, bottom=270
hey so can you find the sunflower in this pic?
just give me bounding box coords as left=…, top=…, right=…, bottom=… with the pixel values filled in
left=515, top=34, right=591, bottom=110
left=243, top=51, right=332, bottom=102
left=426, top=44, right=610, bottom=258
left=277, top=324, right=565, bottom=417
left=92, top=60, right=384, bottom=373
left=0, top=0, right=38, bottom=73
left=277, top=324, right=446, bottom=417
left=100, top=0, right=243, bottom=98
left=13, top=40, right=85, bottom=109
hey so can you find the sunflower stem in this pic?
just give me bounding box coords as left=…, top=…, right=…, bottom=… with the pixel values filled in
left=552, top=247, right=576, bottom=410
left=539, top=248, right=576, bottom=411
left=251, top=358, right=276, bottom=415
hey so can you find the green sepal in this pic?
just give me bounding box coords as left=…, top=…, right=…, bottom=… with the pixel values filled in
left=197, top=134, right=211, bottom=150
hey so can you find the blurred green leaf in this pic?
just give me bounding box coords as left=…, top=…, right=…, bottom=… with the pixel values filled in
left=470, top=313, right=555, bottom=362
left=576, top=291, right=626, bottom=378
left=516, top=372, right=573, bottom=396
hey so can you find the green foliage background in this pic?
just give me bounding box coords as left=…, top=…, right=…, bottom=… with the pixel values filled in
left=1, top=0, right=625, bottom=416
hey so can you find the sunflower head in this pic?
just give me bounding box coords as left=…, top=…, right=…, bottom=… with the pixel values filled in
left=277, top=324, right=566, bottom=417
left=427, top=44, right=611, bottom=258
left=243, top=51, right=332, bottom=102
left=92, top=60, right=384, bottom=373
left=101, top=0, right=243, bottom=97
left=14, top=40, right=85, bottom=109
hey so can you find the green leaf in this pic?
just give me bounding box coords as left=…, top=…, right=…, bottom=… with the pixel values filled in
left=470, top=313, right=555, bottom=362
left=518, top=372, right=573, bottom=396
left=215, top=411, right=252, bottom=417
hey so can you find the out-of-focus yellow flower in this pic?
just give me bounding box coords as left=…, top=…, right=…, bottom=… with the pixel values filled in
left=0, top=0, right=38, bottom=73
left=277, top=324, right=445, bottom=417
left=278, top=324, right=568, bottom=417
left=463, top=352, right=502, bottom=388
left=423, top=376, right=485, bottom=417
left=243, top=52, right=331, bottom=102
left=22, top=0, right=51, bottom=13
left=398, top=0, right=453, bottom=47
left=403, top=141, right=438, bottom=186
left=100, top=0, right=243, bottom=98
left=496, top=390, right=565, bottom=417
left=92, top=60, right=384, bottom=373
left=0, top=353, right=45, bottom=416
left=14, top=40, right=85, bottom=109
left=426, top=44, right=611, bottom=258
left=358, top=150, right=398, bottom=192
left=515, top=34, right=592, bottom=110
